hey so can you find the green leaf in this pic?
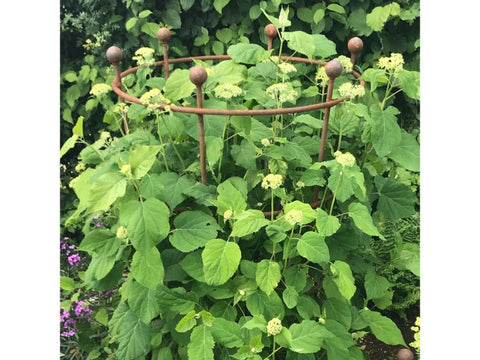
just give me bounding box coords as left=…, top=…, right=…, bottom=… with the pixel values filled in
left=131, top=247, right=164, bottom=289
left=231, top=210, right=269, bottom=237
left=114, top=311, right=151, bottom=360
left=60, top=136, right=77, bottom=159
left=170, top=211, right=220, bottom=252
left=388, top=131, right=420, bottom=172
left=375, top=176, right=416, bottom=220
left=216, top=28, right=233, bottom=43
left=290, top=320, right=333, bottom=354
left=227, top=43, right=272, bottom=64
left=283, top=201, right=317, bottom=226
left=187, top=324, right=215, bottom=360
left=363, top=69, right=387, bottom=92
left=348, top=202, right=384, bottom=239
left=397, top=69, right=420, bottom=100
left=86, top=254, right=116, bottom=281
left=138, top=10, right=152, bottom=18
left=60, top=276, right=75, bottom=291
left=366, top=6, right=391, bottom=31
left=297, top=231, right=330, bottom=265
left=202, top=239, right=241, bottom=285
left=360, top=310, right=406, bottom=345
left=64, top=71, right=77, bottom=83
left=324, top=297, right=352, bottom=328
left=176, top=310, right=198, bottom=333
left=246, top=291, right=285, bottom=319
left=231, top=139, right=257, bottom=170
left=214, top=181, right=247, bottom=215
left=140, top=22, right=160, bottom=38
left=242, top=314, right=267, bottom=331
left=297, top=8, right=313, bottom=23
left=139, top=174, right=164, bottom=199
left=296, top=296, right=321, bottom=320
left=163, top=9, right=181, bottom=28
left=327, top=4, right=345, bottom=14
left=165, top=69, right=196, bottom=101
left=312, top=34, right=337, bottom=59
left=392, top=243, right=420, bottom=276
left=213, top=0, right=231, bottom=14
left=72, top=116, right=84, bottom=138
left=66, top=84, right=80, bottom=107
left=180, top=251, right=205, bottom=282
left=293, top=114, right=321, bottom=130
left=125, top=17, right=138, bottom=31
left=315, top=209, right=341, bottom=237
left=88, top=172, right=127, bottom=212
left=157, top=173, right=189, bottom=210
left=330, top=261, right=356, bottom=301
left=370, top=105, right=402, bottom=157
left=128, top=281, right=160, bottom=324
left=78, top=229, right=121, bottom=256
left=284, top=266, right=308, bottom=293
left=283, top=31, right=316, bottom=59
left=180, top=0, right=195, bottom=11
left=95, top=308, right=108, bottom=326
left=313, top=9, right=325, bottom=23
left=364, top=268, right=391, bottom=300
left=156, top=285, right=197, bottom=314
left=129, top=145, right=161, bottom=179
left=119, top=199, right=170, bottom=253
left=255, top=260, right=281, bottom=295
left=211, top=318, right=244, bottom=348
left=211, top=60, right=247, bottom=84
left=282, top=287, right=299, bottom=309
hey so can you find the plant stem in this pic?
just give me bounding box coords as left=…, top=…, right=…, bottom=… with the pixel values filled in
left=283, top=227, right=295, bottom=274
left=160, top=115, right=185, bottom=169
left=329, top=171, right=342, bottom=215
left=217, top=115, right=230, bottom=181
left=272, top=340, right=276, bottom=360
left=156, top=115, right=169, bottom=172
left=271, top=189, right=275, bottom=222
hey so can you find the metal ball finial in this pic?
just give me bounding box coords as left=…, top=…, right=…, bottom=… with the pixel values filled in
left=348, top=37, right=363, bottom=54
left=264, top=24, right=277, bottom=38
left=396, top=348, right=414, bottom=360
left=325, top=60, right=343, bottom=79
left=189, top=66, right=208, bottom=86
left=106, top=46, right=123, bottom=64
left=157, top=27, right=171, bottom=43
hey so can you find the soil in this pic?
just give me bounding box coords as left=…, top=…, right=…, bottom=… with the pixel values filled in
left=358, top=309, right=419, bottom=360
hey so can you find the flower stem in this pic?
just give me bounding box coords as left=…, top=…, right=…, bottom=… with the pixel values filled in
left=329, top=171, right=342, bottom=215
left=271, top=189, right=275, bottom=222
left=283, top=227, right=295, bottom=274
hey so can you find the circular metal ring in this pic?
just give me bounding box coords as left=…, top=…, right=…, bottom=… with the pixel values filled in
left=111, top=55, right=364, bottom=116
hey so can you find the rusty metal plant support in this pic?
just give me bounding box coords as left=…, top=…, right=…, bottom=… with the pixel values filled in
left=106, top=25, right=364, bottom=215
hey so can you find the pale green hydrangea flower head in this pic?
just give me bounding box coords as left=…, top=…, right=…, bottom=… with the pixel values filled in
left=334, top=150, right=356, bottom=167
left=266, top=83, right=297, bottom=104
left=214, top=83, right=243, bottom=99
left=285, top=209, right=303, bottom=225
left=315, top=66, right=329, bottom=87
left=338, top=82, right=365, bottom=100
left=267, top=318, right=283, bottom=336
left=278, top=62, right=297, bottom=74
left=262, top=174, right=283, bottom=190
left=378, top=53, right=404, bottom=76
left=90, top=83, right=112, bottom=97
left=132, top=47, right=155, bottom=66
left=335, top=55, right=353, bottom=73
left=140, top=88, right=171, bottom=112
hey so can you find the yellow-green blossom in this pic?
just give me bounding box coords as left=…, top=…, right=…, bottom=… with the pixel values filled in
left=285, top=209, right=303, bottom=225
left=378, top=53, right=404, bottom=75
left=296, top=181, right=305, bottom=189
left=335, top=55, right=353, bottom=73
left=114, top=103, right=129, bottom=114
left=338, top=82, right=365, bottom=100
left=75, top=163, right=86, bottom=172
left=90, top=83, right=112, bottom=97
left=223, top=209, right=233, bottom=220
left=261, top=138, right=271, bottom=147
left=315, top=66, right=329, bottom=87
left=214, top=83, right=243, bottom=100
left=132, top=47, right=155, bottom=66
left=262, top=174, right=283, bottom=190
left=334, top=151, right=356, bottom=167
left=68, top=177, right=78, bottom=189
left=116, top=226, right=128, bottom=239
left=100, top=131, right=111, bottom=142
left=266, top=83, right=297, bottom=104
left=278, top=62, right=297, bottom=74
left=414, top=316, right=420, bottom=327
left=318, top=317, right=326, bottom=325
left=266, top=318, right=283, bottom=336
left=140, top=88, right=171, bottom=112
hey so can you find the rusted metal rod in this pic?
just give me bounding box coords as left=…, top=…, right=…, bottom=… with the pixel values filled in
left=264, top=24, right=277, bottom=50
left=189, top=66, right=209, bottom=184
left=157, top=27, right=171, bottom=79
left=348, top=37, right=364, bottom=66
left=106, top=46, right=129, bottom=134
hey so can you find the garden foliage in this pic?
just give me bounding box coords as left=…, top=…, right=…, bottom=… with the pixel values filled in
left=60, top=1, right=419, bottom=359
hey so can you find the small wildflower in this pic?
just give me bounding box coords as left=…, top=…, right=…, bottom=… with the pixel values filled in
left=116, top=226, right=128, bottom=239
left=296, top=181, right=305, bottom=189
left=100, top=131, right=111, bottom=142
left=377, top=53, right=404, bottom=76
left=250, top=347, right=258, bottom=353
left=214, top=83, right=243, bottom=100
left=90, top=83, right=111, bottom=97
left=223, top=209, right=233, bottom=220
left=262, top=174, right=283, bottom=190
left=68, top=254, right=81, bottom=266
left=278, top=62, right=297, bottom=74
left=285, top=209, right=303, bottom=226
left=338, top=82, right=365, bottom=100
left=267, top=318, right=283, bottom=336
left=75, top=163, right=86, bottom=172
left=238, top=289, right=246, bottom=296
left=334, top=151, right=356, bottom=167
left=95, top=222, right=103, bottom=228
left=335, top=55, right=353, bottom=73
left=266, top=83, right=297, bottom=104
left=132, top=47, right=155, bottom=66
left=315, top=66, right=329, bottom=87
left=114, top=102, right=129, bottom=114
left=139, top=88, right=171, bottom=112
left=318, top=317, right=326, bottom=325
left=261, top=138, right=271, bottom=147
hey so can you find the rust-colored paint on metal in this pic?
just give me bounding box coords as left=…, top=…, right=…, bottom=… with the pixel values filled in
left=157, top=27, right=171, bottom=79
left=264, top=24, right=277, bottom=50
left=348, top=37, right=363, bottom=66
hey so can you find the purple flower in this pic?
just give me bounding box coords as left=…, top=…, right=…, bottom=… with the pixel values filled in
left=95, top=222, right=103, bottom=228
left=61, top=329, right=75, bottom=337
left=93, top=216, right=99, bottom=221
left=69, top=244, right=76, bottom=250
left=68, top=254, right=81, bottom=266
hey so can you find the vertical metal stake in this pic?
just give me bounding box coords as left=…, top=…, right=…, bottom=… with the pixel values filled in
left=106, top=46, right=129, bottom=134
left=264, top=24, right=277, bottom=51
left=158, top=27, right=172, bottom=79
left=189, top=66, right=209, bottom=184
